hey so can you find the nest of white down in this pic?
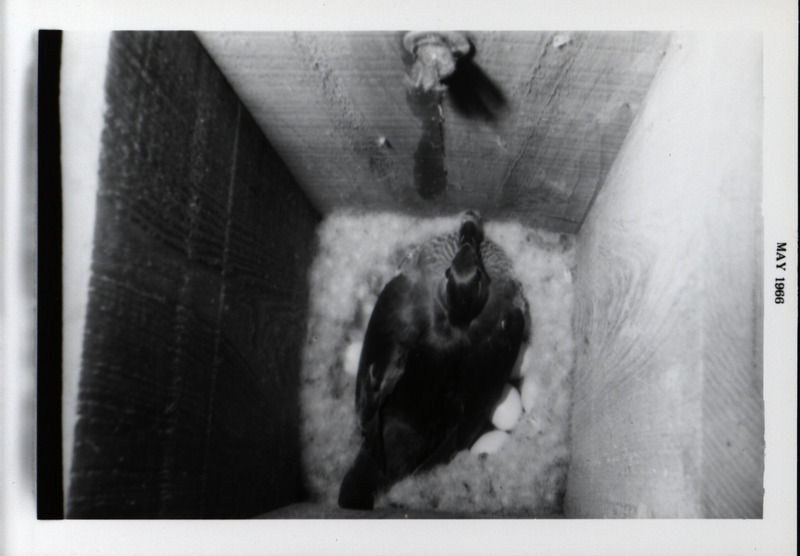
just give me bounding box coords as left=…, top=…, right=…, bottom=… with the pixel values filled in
left=300, top=211, right=576, bottom=516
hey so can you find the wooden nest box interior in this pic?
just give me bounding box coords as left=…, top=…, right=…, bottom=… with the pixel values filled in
left=65, top=31, right=764, bottom=519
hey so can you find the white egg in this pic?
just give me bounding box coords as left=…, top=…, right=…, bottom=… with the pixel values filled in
left=470, top=430, right=510, bottom=455
left=343, top=340, right=362, bottom=376
left=491, top=384, right=523, bottom=431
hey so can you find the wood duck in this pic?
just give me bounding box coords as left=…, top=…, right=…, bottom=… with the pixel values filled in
left=338, top=211, right=528, bottom=510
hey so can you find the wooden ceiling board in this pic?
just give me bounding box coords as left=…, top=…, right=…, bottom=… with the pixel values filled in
left=198, top=31, right=671, bottom=233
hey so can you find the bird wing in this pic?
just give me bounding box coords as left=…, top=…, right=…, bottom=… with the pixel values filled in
left=456, top=304, right=526, bottom=450
left=414, top=279, right=527, bottom=473
left=355, top=273, right=423, bottom=430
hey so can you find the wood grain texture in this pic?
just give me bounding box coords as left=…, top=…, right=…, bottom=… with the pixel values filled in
left=567, top=34, right=763, bottom=518
left=198, top=32, right=669, bottom=233
left=67, top=32, right=320, bottom=518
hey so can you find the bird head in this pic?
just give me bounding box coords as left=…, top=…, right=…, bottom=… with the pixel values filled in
left=444, top=212, right=490, bottom=327
left=458, top=209, right=484, bottom=248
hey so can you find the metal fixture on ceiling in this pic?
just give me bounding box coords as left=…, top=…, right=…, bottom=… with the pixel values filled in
left=403, top=31, right=507, bottom=200
left=403, top=31, right=471, bottom=93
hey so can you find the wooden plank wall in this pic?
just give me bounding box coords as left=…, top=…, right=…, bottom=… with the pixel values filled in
left=199, top=32, right=670, bottom=233
left=567, top=34, right=763, bottom=517
left=67, top=32, right=321, bottom=518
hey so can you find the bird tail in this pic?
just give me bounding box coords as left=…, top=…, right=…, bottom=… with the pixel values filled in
left=338, top=448, right=385, bottom=510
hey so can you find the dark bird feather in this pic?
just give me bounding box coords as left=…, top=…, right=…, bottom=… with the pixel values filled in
left=338, top=211, right=528, bottom=510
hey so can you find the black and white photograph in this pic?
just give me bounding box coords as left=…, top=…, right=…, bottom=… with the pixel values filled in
left=1, top=1, right=797, bottom=555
